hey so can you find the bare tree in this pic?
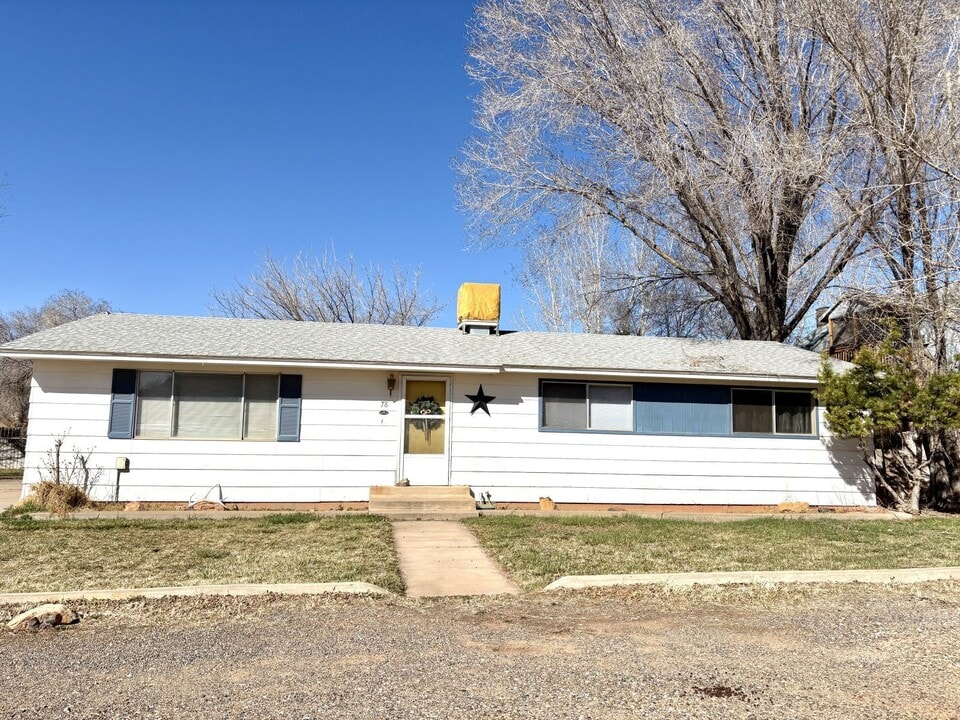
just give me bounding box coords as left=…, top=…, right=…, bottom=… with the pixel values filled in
left=815, top=0, right=960, bottom=372
left=460, top=0, right=874, bottom=341
left=515, top=209, right=626, bottom=333
left=813, top=0, right=960, bottom=507
left=210, top=248, right=445, bottom=326
left=0, top=290, right=112, bottom=428
left=516, top=206, right=734, bottom=336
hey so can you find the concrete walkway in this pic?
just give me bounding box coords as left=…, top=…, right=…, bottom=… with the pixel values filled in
left=0, top=478, right=22, bottom=512
left=392, top=521, right=521, bottom=598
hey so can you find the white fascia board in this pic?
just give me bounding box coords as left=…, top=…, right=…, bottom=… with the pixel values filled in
left=503, top=366, right=819, bottom=386
left=7, top=352, right=501, bottom=374
left=3, top=351, right=819, bottom=384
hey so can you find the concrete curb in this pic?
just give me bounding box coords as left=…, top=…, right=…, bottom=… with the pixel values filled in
left=0, top=581, right=392, bottom=604
left=482, top=510, right=911, bottom=522
left=544, top=566, right=960, bottom=591
left=19, top=510, right=366, bottom=521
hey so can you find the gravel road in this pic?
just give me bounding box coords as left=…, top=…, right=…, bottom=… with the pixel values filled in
left=1, top=582, right=959, bottom=719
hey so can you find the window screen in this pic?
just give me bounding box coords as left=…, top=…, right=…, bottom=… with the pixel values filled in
left=775, top=391, right=813, bottom=434
left=733, top=389, right=815, bottom=435
left=732, top=389, right=773, bottom=434
left=588, top=385, right=633, bottom=431
left=136, top=371, right=173, bottom=438
left=173, top=373, right=244, bottom=439
left=244, top=375, right=279, bottom=440
left=542, top=382, right=587, bottom=429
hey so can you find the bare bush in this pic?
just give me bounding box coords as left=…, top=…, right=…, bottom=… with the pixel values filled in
left=41, top=435, right=101, bottom=495
left=18, top=434, right=104, bottom=515
left=29, top=481, right=88, bottom=516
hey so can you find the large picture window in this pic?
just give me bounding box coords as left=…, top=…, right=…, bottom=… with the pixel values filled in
left=108, top=370, right=301, bottom=442
left=538, top=380, right=815, bottom=437
left=135, top=372, right=279, bottom=440
left=541, top=382, right=633, bottom=431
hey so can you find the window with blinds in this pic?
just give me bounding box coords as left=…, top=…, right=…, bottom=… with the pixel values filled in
left=132, top=372, right=282, bottom=440
left=136, top=372, right=174, bottom=438
left=173, top=373, right=244, bottom=439
left=244, top=375, right=281, bottom=440
left=542, top=382, right=633, bottom=431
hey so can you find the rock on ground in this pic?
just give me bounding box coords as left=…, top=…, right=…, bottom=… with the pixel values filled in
left=6, top=603, right=78, bottom=632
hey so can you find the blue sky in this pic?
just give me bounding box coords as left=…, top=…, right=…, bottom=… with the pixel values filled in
left=0, top=0, right=521, bottom=327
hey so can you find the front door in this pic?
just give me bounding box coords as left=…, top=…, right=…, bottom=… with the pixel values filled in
left=400, top=376, right=450, bottom=485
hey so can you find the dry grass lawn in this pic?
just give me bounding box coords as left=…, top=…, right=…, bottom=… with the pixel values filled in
left=0, top=514, right=403, bottom=594
left=467, top=515, right=960, bottom=590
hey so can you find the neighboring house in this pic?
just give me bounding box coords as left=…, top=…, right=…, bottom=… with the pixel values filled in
left=802, top=299, right=894, bottom=362
left=0, top=295, right=874, bottom=508
left=804, top=296, right=960, bottom=366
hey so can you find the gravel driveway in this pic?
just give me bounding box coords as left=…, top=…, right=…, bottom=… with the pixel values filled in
left=2, top=583, right=959, bottom=719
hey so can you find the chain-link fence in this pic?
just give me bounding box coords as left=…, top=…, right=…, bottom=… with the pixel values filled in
left=0, top=428, right=26, bottom=470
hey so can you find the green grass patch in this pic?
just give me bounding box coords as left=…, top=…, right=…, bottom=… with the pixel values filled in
left=0, top=499, right=42, bottom=518
left=0, top=514, right=403, bottom=594
left=466, top=515, right=960, bottom=590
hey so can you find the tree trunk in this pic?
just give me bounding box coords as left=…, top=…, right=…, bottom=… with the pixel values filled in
left=927, top=428, right=960, bottom=510
left=908, top=478, right=922, bottom=515
left=870, top=429, right=927, bottom=513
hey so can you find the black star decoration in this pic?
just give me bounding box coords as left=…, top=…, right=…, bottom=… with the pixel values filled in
left=465, top=385, right=496, bottom=416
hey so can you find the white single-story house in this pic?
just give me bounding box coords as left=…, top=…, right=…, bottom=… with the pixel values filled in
left=0, top=304, right=875, bottom=508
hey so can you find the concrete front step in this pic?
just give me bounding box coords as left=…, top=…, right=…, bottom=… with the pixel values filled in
left=370, top=485, right=474, bottom=497
left=369, top=485, right=478, bottom=518
left=371, top=500, right=478, bottom=512
left=376, top=511, right=479, bottom=521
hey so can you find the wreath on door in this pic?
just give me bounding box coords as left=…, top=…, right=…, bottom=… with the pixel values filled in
left=409, top=395, right=444, bottom=441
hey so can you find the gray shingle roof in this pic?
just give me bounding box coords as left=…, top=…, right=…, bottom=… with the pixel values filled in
left=0, top=313, right=833, bottom=380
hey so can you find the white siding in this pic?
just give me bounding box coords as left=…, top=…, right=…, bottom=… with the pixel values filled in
left=22, top=361, right=875, bottom=506
left=448, top=374, right=875, bottom=507
left=23, top=361, right=401, bottom=503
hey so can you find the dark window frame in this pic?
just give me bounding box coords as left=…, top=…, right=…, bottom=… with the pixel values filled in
left=539, top=380, right=817, bottom=438
left=730, top=388, right=816, bottom=437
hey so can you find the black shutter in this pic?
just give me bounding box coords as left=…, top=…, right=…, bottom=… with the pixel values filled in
left=108, top=369, right=137, bottom=439
left=277, top=374, right=302, bottom=442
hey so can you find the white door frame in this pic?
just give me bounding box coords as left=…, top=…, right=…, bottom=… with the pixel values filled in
left=398, top=374, right=451, bottom=486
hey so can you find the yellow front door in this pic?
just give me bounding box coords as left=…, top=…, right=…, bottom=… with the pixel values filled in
left=400, top=377, right=449, bottom=485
